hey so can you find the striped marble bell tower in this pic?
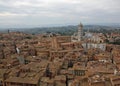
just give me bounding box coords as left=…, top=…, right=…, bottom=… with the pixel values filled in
left=78, top=23, right=83, bottom=41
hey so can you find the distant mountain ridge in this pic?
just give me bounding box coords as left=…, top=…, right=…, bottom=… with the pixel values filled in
left=0, top=25, right=120, bottom=35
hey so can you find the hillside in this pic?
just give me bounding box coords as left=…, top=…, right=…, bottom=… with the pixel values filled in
left=0, top=25, right=120, bottom=35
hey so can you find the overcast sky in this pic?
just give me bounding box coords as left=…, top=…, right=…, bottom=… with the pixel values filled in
left=0, top=0, right=120, bottom=28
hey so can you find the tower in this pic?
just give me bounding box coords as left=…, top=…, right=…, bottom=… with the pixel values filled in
left=51, top=37, right=59, bottom=49
left=78, top=23, right=83, bottom=41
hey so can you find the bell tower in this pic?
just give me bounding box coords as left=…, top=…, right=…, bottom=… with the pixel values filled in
left=78, top=23, right=83, bottom=41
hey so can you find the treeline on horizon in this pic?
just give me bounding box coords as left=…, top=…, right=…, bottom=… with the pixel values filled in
left=0, top=25, right=120, bottom=35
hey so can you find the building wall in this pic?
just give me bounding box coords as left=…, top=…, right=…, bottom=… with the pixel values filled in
left=82, top=43, right=106, bottom=51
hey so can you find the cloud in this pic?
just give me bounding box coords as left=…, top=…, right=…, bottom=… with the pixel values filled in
left=0, top=12, right=28, bottom=17
left=0, top=0, right=120, bottom=28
